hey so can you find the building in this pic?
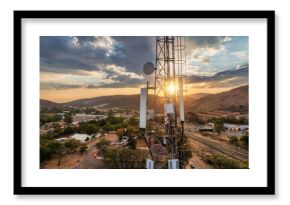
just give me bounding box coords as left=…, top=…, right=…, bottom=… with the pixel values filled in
left=72, top=114, right=96, bottom=125
left=70, top=133, right=91, bottom=142
left=95, top=115, right=107, bottom=120
left=72, top=114, right=108, bottom=125
left=224, top=123, right=249, bottom=131
left=207, top=122, right=249, bottom=132
left=57, top=113, right=65, bottom=119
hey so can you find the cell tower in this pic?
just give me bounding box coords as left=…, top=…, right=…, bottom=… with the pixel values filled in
left=140, top=36, right=187, bottom=169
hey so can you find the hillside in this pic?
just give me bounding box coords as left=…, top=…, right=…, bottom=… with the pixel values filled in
left=189, top=85, right=248, bottom=112
left=40, top=86, right=248, bottom=113
left=40, top=99, right=60, bottom=108
left=65, top=94, right=141, bottom=110
left=41, top=92, right=209, bottom=110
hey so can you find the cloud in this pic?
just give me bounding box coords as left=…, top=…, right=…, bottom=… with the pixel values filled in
left=40, top=82, right=83, bottom=90
left=101, top=64, right=143, bottom=80
left=186, top=36, right=229, bottom=64
left=40, top=36, right=154, bottom=75
left=191, top=76, right=248, bottom=89
left=86, top=79, right=143, bottom=89
left=188, top=64, right=248, bottom=85
left=40, top=36, right=248, bottom=90
left=233, top=51, right=248, bottom=59
left=86, top=64, right=145, bottom=89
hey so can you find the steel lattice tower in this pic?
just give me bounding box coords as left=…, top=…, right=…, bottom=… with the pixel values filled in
left=153, top=36, right=186, bottom=160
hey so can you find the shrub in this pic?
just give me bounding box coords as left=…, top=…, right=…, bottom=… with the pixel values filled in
left=80, top=145, right=88, bottom=154
left=205, top=154, right=242, bottom=169
left=228, top=136, right=239, bottom=145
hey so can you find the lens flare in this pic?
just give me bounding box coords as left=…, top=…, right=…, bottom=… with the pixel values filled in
left=167, top=81, right=176, bottom=95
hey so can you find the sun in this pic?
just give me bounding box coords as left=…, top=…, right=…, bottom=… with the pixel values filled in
left=167, top=81, right=176, bottom=95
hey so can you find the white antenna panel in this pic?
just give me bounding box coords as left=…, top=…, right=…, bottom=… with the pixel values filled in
left=179, top=77, right=185, bottom=122
left=139, top=88, right=147, bottom=129
left=168, top=159, right=179, bottom=169
left=146, top=159, right=154, bottom=169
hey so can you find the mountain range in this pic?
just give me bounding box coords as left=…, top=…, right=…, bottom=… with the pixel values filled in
left=41, top=85, right=248, bottom=113
left=189, top=85, right=248, bottom=112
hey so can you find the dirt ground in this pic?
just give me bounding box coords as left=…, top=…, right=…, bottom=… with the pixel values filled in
left=40, top=134, right=118, bottom=169
left=187, top=138, right=214, bottom=169
left=191, top=131, right=230, bottom=145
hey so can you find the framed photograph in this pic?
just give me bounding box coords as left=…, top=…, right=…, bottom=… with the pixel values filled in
left=14, top=10, right=275, bottom=195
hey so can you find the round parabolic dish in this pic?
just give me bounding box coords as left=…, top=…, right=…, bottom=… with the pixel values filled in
left=151, top=144, right=165, bottom=155
left=143, top=62, right=155, bottom=75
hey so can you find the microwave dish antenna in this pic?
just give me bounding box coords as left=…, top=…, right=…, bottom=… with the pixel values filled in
left=143, top=62, right=155, bottom=75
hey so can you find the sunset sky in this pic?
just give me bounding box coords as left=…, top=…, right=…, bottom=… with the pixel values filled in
left=40, top=36, right=248, bottom=102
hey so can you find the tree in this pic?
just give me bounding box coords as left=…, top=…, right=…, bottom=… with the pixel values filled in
left=53, top=123, right=63, bottom=135
left=108, top=109, right=114, bottom=117
left=103, top=123, right=113, bottom=132
left=103, top=148, right=119, bottom=168
left=96, top=119, right=106, bottom=127
left=116, top=128, right=124, bottom=141
left=56, top=144, right=66, bottom=168
left=64, top=139, right=79, bottom=153
left=187, top=112, right=203, bottom=124
left=80, top=145, right=88, bottom=154
left=228, top=136, right=239, bottom=145
left=40, top=113, right=61, bottom=124
left=206, top=154, right=241, bottom=169
left=96, top=139, right=111, bottom=148
left=63, top=126, right=75, bottom=135
left=214, top=122, right=225, bottom=134
left=127, top=135, right=137, bottom=149
left=128, top=116, right=138, bottom=126
left=240, top=135, right=249, bottom=148
left=64, top=113, right=72, bottom=125
left=46, top=140, right=66, bottom=168
left=108, top=116, right=124, bottom=125
left=126, top=126, right=138, bottom=135
left=102, top=148, right=149, bottom=169
left=79, top=123, right=98, bottom=135
left=96, top=139, right=111, bottom=155
left=42, top=131, right=59, bottom=139
left=40, top=144, right=51, bottom=162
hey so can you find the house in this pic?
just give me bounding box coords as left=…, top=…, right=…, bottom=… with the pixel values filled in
left=72, top=114, right=97, bottom=125
left=70, top=133, right=91, bottom=142
left=224, top=123, right=249, bottom=131
left=207, top=122, right=249, bottom=132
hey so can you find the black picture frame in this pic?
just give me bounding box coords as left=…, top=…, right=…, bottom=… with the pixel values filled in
left=14, top=10, right=275, bottom=195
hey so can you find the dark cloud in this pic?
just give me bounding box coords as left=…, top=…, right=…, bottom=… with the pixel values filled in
left=40, top=36, right=155, bottom=75
left=111, top=36, right=155, bottom=73
left=75, top=36, right=97, bottom=45
left=187, top=36, right=226, bottom=49
left=40, top=36, right=248, bottom=90
left=188, top=64, right=248, bottom=84
left=186, top=36, right=230, bottom=65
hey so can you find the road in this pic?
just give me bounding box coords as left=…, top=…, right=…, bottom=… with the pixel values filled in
left=185, top=131, right=248, bottom=161
left=72, top=134, right=118, bottom=169
left=72, top=138, right=105, bottom=169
